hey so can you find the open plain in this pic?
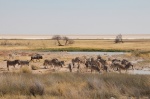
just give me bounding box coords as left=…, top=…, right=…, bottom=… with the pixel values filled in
left=0, top=38, right=150, bottom=99
left=1, top=39, right=150, bottom=51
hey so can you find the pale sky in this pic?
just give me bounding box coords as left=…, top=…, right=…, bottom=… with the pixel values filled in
left=0, top=0, right=150, bottom=35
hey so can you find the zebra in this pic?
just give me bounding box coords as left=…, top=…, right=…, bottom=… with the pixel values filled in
left=18, top=60, right=30, bottom=67
left=43, top=58, right=65, bottom=69
left=90, top=65, right=101, bottom=73
left=5, top=60, right=20, bottom=71
left=43, top=59, right=53, bottom=69
left=110, top=62, right=133, bottom=73
left=72, top=56, right=86, bottom=69
left=68, top=63, right=73, bottom=72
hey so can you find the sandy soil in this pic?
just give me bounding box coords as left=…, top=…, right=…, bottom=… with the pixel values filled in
left=0, top=50, right=149, bottom=74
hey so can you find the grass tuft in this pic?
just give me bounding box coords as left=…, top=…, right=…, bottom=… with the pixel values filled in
left=31, top=65, right=39, bottom=70
left=0, top=73, right=149, bottom=98
left=20, top=67, right=32, bottom=73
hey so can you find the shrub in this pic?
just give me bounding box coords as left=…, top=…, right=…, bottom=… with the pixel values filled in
left=20, top=67, right=32, bottom=73
left=29, top=80, right=45, bottom=97
left=31, top=65, right=39, bottom=70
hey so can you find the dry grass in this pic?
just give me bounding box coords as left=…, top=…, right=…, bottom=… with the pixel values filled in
left=0, top=73, right=149, bottom=99
left=31, top=65, right=39, bottom=70
left=20, top=67, right=32, bottom=73
left=0, top=39, right=150, bottom=51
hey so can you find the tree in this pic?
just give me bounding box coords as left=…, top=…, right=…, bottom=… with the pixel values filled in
left=63, top=36, right=69, bottom=45
left=52, top=35, right=75, bottom=46
left=52, top=35, right=63, bottom=46
left=115, top=34, right=123, bottom=43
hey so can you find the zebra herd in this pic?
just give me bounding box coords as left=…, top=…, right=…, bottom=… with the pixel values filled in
left=4, top=54, right=43, bottom=71
left=69, top=55, right=134, bottom=73
left=4, top=53, right=134, bottom=73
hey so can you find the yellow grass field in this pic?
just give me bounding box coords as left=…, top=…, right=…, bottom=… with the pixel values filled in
left=0, top=39, right=150, bottom=51
left=0, top=39, right=150, bottom=99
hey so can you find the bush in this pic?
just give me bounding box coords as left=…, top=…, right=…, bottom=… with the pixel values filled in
left=31, top=65, right=39, bottom=70
left=29, top=80, right=45, bottom=97
left=20, top=67, right=32, bottom=73
left=0, top=73, right=149, bottom=98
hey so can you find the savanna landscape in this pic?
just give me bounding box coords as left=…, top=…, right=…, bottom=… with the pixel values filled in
left=0, top=37, right=150, bottom=99
left=1, top=0, right=150, bottom=99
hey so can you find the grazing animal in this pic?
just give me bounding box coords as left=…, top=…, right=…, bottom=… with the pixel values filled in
left=92, top=57, right=108, bottom=72
left=91, top=58, right=102, bottom=68
left=112, top=59, right=121, bottom=64
left=43, top=59, right=65, bottom=69
left=111, top=62, right=133, bottom=73
left=30, top=54, right=43, bottom=62
left=97, top=55, right=107, bottom=65
left=90, top=65, right=101, bottom=73
left=43, top=59, right=53, bottom=68
left=97, top=55, right=102, bottom=60
left=125, top=62, right=134, bottom=70
left=51, top=58, right=64, bottom=68
left=121, top=59, right=129, bottom=65
left=53, top=61, right=64, bottom=68
left=18, top=60, right=30, bottom=67
left=111, top=59, right=122, bottom=71
left=121, top=59, right=134, bottom=69
left=5, top=60, right=20, bottom=71
left=68, top=63, right=73, bottom=72
left=85, top=58, right=92, bottom=68
left=85, top=58, right=101, bottom=73
left=72, top=56, right=86, bottom=68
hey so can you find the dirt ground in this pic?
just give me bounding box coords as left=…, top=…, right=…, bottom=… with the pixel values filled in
left=0, top=50, right=149, bottom=74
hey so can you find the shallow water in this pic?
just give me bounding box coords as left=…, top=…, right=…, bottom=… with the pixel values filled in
left=129, top=69, right=150, bottom=75
left=67, top=52, right=125, bottom=56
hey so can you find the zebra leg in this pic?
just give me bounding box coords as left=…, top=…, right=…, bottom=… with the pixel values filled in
left=99, top=69, right=101, bottom=73
left=72, top=62, right=75, bottom=68
left=69, top=66, right=72, bottom=72
left=7, top=65, right=9, bottom=71
left=119, top=68, right=121, bottom=73
left=132, top=65, right=134, bottom=70
left=86, top=67, right=88, bottom=72
left=77, top=64, right=80, bottom=72
left=105, top=66, right=108, bottom=72
left=44, top=66, right=47, bottom=69
left=77, top=62, right=80, bottom=69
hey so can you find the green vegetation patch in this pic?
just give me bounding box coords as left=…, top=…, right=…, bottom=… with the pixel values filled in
left=35, top=47, right=131, bottom=52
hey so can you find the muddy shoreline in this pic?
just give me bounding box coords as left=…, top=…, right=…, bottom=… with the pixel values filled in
left=0, top=50, right=149, bottom=75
